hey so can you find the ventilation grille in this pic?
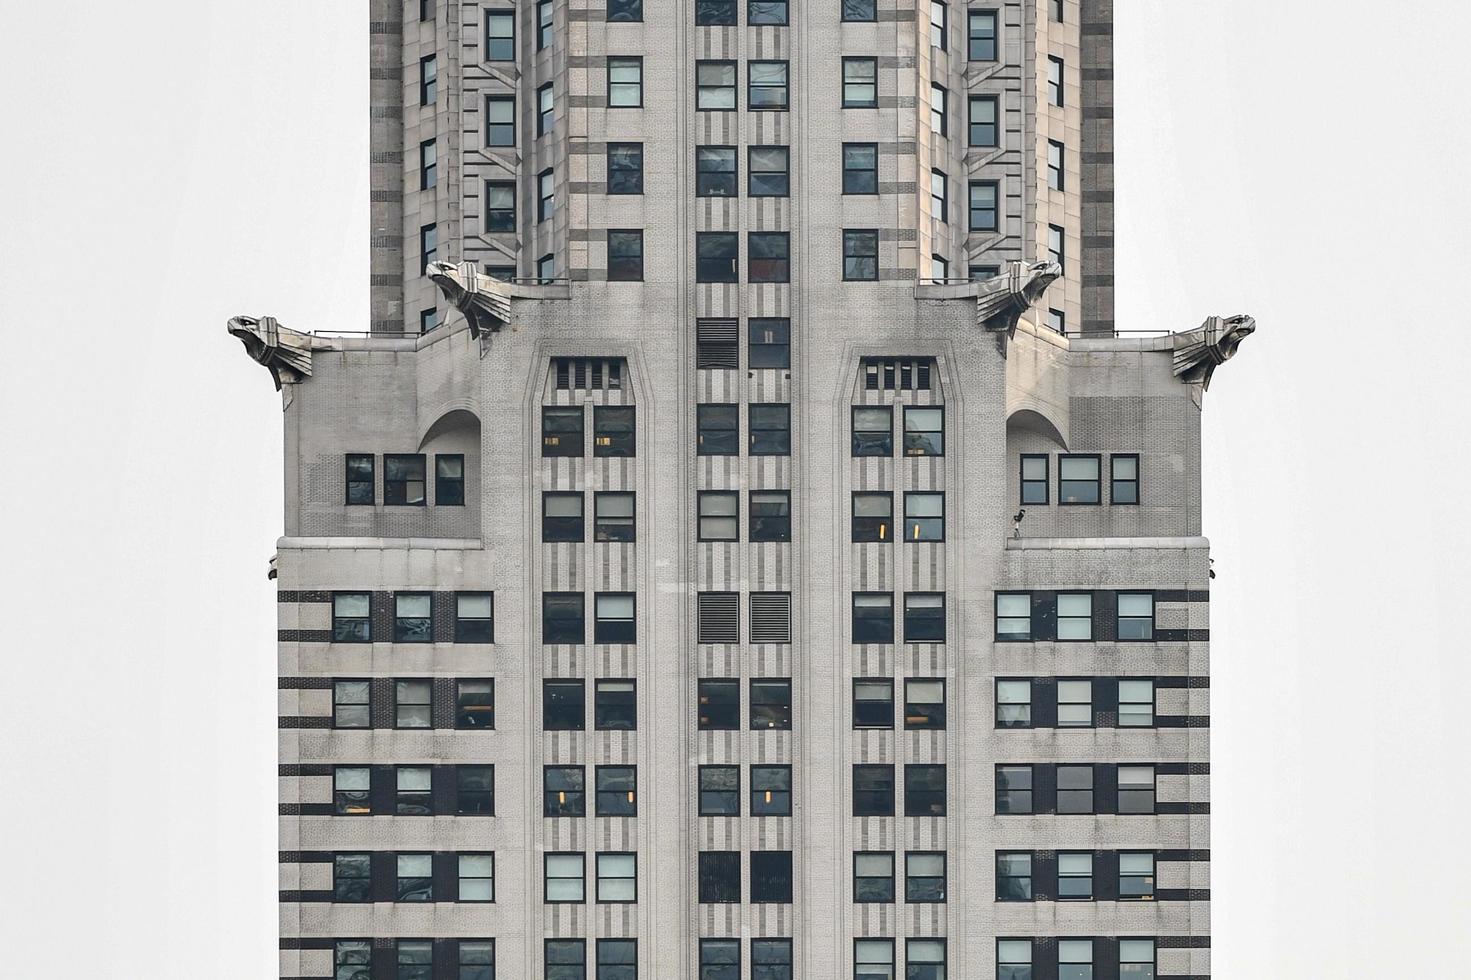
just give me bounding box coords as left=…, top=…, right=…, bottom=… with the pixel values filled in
left=696, top=319, right=740, bottom=370
left=697, top=592, right=740, bottom=644
left=749, top=592, right=792, bottom=644
left=554, top=357, right=624, bottom=391
left=863, top=357, right=933, bottom=391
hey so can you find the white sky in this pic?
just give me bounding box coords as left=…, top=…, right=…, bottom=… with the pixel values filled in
left=0, top=1, right=1466, bottom=975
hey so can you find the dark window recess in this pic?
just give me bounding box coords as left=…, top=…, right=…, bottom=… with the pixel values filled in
left=698, top=678, right=739, bottom=729
left=394, top=593, right=432, bottom=642
left=553, top=357, right=623, bottom=391
left=458, top=765, right=494, bottom=815
left=697, top=403, right=739, bottom=455
left=596, top=765, right=637, bottom=817
left=996, top=851, right=1032, bottom=901
left=700, top=940, right=740, bottom=980
left=749, top=403, right=791, bottom=455
left=397, top=853, right=433, bottom=901
left=593, top=405, right=636, bottom=456
left=345, top=454, right=374, bottom=504
left=749, top=592, right=792, bottom=643
left=593, top=592, right=636, bottom=643
left=748, top=0, right=787, bottom=24
left=749, top=492, right=791, bottom=542
left=852, top=406, right=893, bottom=456
left=903, top=592, right=945, bottom=642
left=749, top=318, right=790, bottom=369
left=750, top=851, right=793, bottom=903
left=607, top=142, right=643, bottom=194
left=749, top=678, right=792, bottom=729
left=594, top=678, right=637, bottom=730
left=748, top=146, right=790, bottom=196
left=543, top=680, right=585, bottom=731
left=544, top=765, right=585, bottom=816
left=852, top=592, right=894, bottom=643
left=543, top=492, right=585, bottom=542
left=842, top=0, right=875, bottom=20
left=696, top=0, right=736, bottom=25
left=597, top=939, right=637, bottom=980
left=906, top=852, right=946, bottom=903
left=696, top=146, right=738, bottom=197
left=697, top=318, right=739, bottom=369
left=905, top=764, right=946, bottom=816
left=863, top=357, right=933, bottom=391
left=843, top=143, right=878, bottom=194
left=903, top=679, right=945, bottom=729
left=853, top=764, right=895, bottom=816
left=334, top=853, right=371, bottom=902
left=697, top=232, right=739, bottom=282
left=594, top=492, right=635, bottom=542
left=752, top=940, right=793, bottom=980
left=606, top=230, right=643, bottom=281
left=748, top=232, right=790, bottom=283
left=336, top=943, right=372, bottom=979
left=546, top=940, right=585, bottom=980
left=542, top=592, right=585, bottom=644
left=996, top=765, right=1033, bottom=814
left=853, top=492, right=892, bottom=542
left=385, top=454, right=427, bottom=505
left=456, top=679, right=495, bottom=728
left=843, top=229, right=878, bottom=280
left=435, top=455, right=465, bottom=505
left=699, top=765, right=740, bottom=816
left=332, top=593, right=371, bottom=643
left=698, top=591, right=739, bottom=643
left=751, top=765, right=791, bottom=816
left=698, top=851, right=741, bottom=903
left=542, top=406, right=584, bottom=457
left=854, top=852, right=894, bottom=902
left=607, top=0, right=641, bottom=20
left=853, top=679, right=894, bottom=729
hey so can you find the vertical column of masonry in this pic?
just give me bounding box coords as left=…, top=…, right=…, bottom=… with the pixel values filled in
left=958, top=0, right=1025, bottom=281
left=1078, top=0, right=1113, bottom=336
left=525, top=0, right=567, bottom=278
left=370, top=1, right=405, bottom=334
left=404, top=4, right=442, bottom=326
left=1031, top=0, right=1082, bottom=334
left=460, top=0, right=522, bottom=278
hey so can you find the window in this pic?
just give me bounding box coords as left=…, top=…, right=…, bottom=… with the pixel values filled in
left=995, top=765, right=1033, bottom=814
left=903, top=679, right=945, bottom=729
left=485, top=95, right=515, bottom=146
left=696, top=61, right=737, bottom=109
left=333, top=852, right=371, bottom=902
left=333, top=679, right=370, bottom=728
left=855, top=939, right=894, bottom=980
left=1118, top=765, right=1156, bottom=813
left=545, top=853, right=585, bottom=903
left=929, top=83, right=947, bottom=136
left=543, top=679, right=585, bottom=729
left=607, top=230, right=643, bottom=281
left=697, top=0, right=736, bottom=24
left=607, top=0, right=641, bottom=20
left=1057, top=852, right=1092, bottom=899
left=929, top=170, right=947, bottom=221
left=699, top=765, right=740, bottom=816
left=700, top=940, right=740, bottom=980
left=1047, top=140, right=1064, bottom=191
left=536, top=0, right=553, bottom=48
left=593, top=492, right=635, bottom=542
left=456, top=676, right=497, bottom=729
left=749, top=0, right=787, bottom=24
left=385, top=454, right=427, bottom=505
left=395, top=680, right=432, bottom=729
left=486, top=10, right=514, bottom=59
left=536, top=85, right=556, bottom=137
left=843, top=229, right=878, bottom=280
left=1056, top=764, right=1094, bottom=813
left=971, top=263, right=999, bottom=281
left=908, top=939, right=945, bottom=980
left=546, top=940, right=585, bottom=980
left=903, top=593, right=945, bottom=642
left=751, top=851, right=793, bottom=903
left=996, top=852, right=1032, bottom=900
left=750, top=491, right=791, bottom=542
left=853, top=679, right=894, bottom=729
left=997, top=940, right=1032, bottom=980
left=699, top=852, right=740, bottom=903
left=458, top=854, right=495, bottom=902
left=594, top=678, right=636, bottom=729
left=928, top=0, right=946, bottom=48
left=596, top=766, right=637, bottom=816
left=594, top=592, right=635, bottom=643
left=397, top=853, right=433, bottom=902
left=697, top=491, right=739, bottom=541
left=748, top=61, right=789, bottom=109
left=697, top=146, right=737, bottom=197
left=538, top=168, right=555, bottom=220
left=1047, top=56, right=1064, bottom=107
left=968, top=95, right=997, bottom=146
left=486, top=264, right=515, bottom=281
left=1119, top=939, right=1156, bottom=980
left=930, top=254, right=949, bottom=284
left=1059, top=454, right=1099, bottom=503
left=542, top=405, right=584, bottom=456
left=750, top=678, right=792, bottom=729
left=1055, top=593, right=1092, bottom=640
left=336, top=942, right=371, bottom=980
left=995, top=679, right=1032, bottom=728
left=607, top=142, right=643, bottom=194
left=544, top=765, right=585, bottom=816
left=1120, top=852, right=1156, bottom=899
left=696, top=232, right=739, bottom=283
left=399, top=940, right=434, bottom=980
left=749, top=318, right=790, bottom=368
left=851, top=406, right=892, bottom=455
left=842, top=0, right=875, bottom=21
left=1051, top=0, right=1063, bottom=19
left=903, top=407, right=943, bottom=456
left=1048, top=308, right=1066, bottom=334
left=852, top=592, right=893, bottom=644
left=1019, top=454, right=1048, bottom=504
left=698, top=678, right=740, bottom=729
left=994, top=593, right=1031, bottom=641
left=1118, top=679, right=1156, bottom=727
left=748, top=146, right=790, bottom=196
left=458, top=765, right=495, bottom=814
left=596, top=852, right=636, bottom=902
left=1057, top=679, right=1093, bottom=727
left=1112, top=454, right=1140, bottom=504
left=1117, top=593, right=1155, bottom=640
left=459, top=941, right=495, bottom=980
left=852, top=492, right=892, bottom=543
left=853, top=764, right=895, bottom=816
left=751, top=765, right=792, bottom=816
left=904, top=764, right=945, bottom=816
left=537, top=253, right=556, bottom=283
left=842, top=58, right=877, bottom=107
left=905, top=853, right=945, bottom=903
left=420, top=55, right=437, bottom=104
left=542, top=592, right=585, bottom=644
left=753, top=940, right=793, bottom=980
left=332, top=593, right=371, bottom=643
left=968, top=10, right=997, bottom=60
left=597, top=940, right=637, bottom=980
left=901, top=492, right=944, bottom=542
left=607, top=57, right=642, bottom=107
left=854, top=852, right=894, bottom=902
left=750, top=403, right=791, bottom=454
left=334, top=766, right=370, bottom=815
left=698, top=591, right=740, bottom=642
left=1059, top=940, right=1093, bottom=980
left=969, top=180, right=998, bottom=231
left=1048, top=223, right=1065, bottom=270
left=480, top=181, right=515, bottom=235
left=420, top=139, right=437, bottom=190
left=843, top=143, right=878, bottom=194
left=394, top=593, right=432, bottom=642
left=543, top=492, right=584, bottom=541
left=749, top=233, right=791, bottom=283
left=344, top=454, right=375, bottom=505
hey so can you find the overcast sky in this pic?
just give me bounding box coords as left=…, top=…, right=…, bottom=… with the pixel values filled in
left=1, top=1, right=1466, bottom=975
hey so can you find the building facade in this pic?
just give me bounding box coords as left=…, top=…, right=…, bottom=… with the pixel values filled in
left=236, top=1, right=1252, bottom=978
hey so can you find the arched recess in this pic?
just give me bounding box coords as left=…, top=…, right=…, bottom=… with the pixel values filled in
left=1006, top=407, right=1068, bottom=451
left=418, top=408, right=481, bottom=451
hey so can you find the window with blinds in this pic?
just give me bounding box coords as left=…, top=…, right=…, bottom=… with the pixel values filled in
left=553, top=357, right=625, bottom=390
left=862, top=357, right=934, bottom=391
left=749, top=592, right=791, bottom=644
left=696, top=319, right=739, bottom=369
left=697, top=592, right=739, bottom=643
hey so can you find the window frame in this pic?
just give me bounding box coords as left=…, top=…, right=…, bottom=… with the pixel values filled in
left=968, top=179, right=998, bottom=232
left=332, top=592, right=372, bottom=644
left=698, top=764, right=740, bottom=817
left=902, top=591, right=946, bottom=643
left=751, top=764, right=792, bottom=816
left=851, top=405, right=892, bottom=456
left=595, top=851, right=637, bottom=904
left=1019, top=453, right=1049, bottom=504
left=696, top=231, right=739, bottom=283
left=698, top=851, right=741, bottom=904
left=1111, top=453, right=1141, bottom=504
left=1117, top=592, right=1156, bottom=641
left=605, top=229, right=644, bottom=281
left=1058, top=453, right=1101, bottom=504
left=542, top=491, right=585, bottom=542
left=606, top=56, right=643, bottom=107
left=393, top=679, right=433, bottom=730
left=995, top=678, right=1033, bottom=729
left=748, top=145, right=791, bottom=197
left=485, top=94, right=516, bottom=147
left=842, top=228, right=879, bottom=281
left=1056, top=763, right=1095, bottom=814
left=841, top=57, right=878, bottom=109
left=852, top=763, right=895, bottom=816
left=593, top=677, right=637, bottom=730
left=543, top=764, right=586, bottom=817
left=852, top=677, right=894, bottom=730
left=748, top=402, right=792, bottom=455
left=544, top=852, right=586, bottom=904
left=903, top=762, right=946, bottom=817
left=968, top=94, right=998, bottom=147
left=457, top=763, right=495, bottom=815
left=593, top=591, right=636, bottom=644
left=852, top=491, right=893, bottom=543
left=842, top=142, right=879, bottom=195
left=542, top=591, right=586, bottom=645
left=696, top=60, right=738, bottom=110
left=905, top=851, right=946, bottom=903
left=902, top=491, right=944, bottom=542
left=384, top=453, right=427, bottom=505
left=747, top=59, right=790, bottom=111
left=697, top=490, right=739, bottom=541
left=748, top=317, right=791, bottom=369
left=1118, top=678, right=1156, bottom=728
left=696, top=145, right=738, bottom=197
left=995, top=764, right=1034, bottom=815
left=593, top=491, right=636, bottom=543
left=595, top=765, right=638, bottom=817
left=606, top=142, right=643, bottom=194
left=853, top=851, right=895, bottom=903
left=1118, top=852, right=1157, bottom=901
left=749, top=677, right=793, bottom=730
left=1056, top=592, right=1093, bottom=641
left=344, top=453, right=375, bottom=505
left=748, top=232, right=791, bottom=284
left=1056, top=850, right=1093, bottom=900
left=541, top=405, right=584, bottom=457
left=698, top=678, right=740, bottom=730
left=393, top=592, right=433, bottom=643
left=458, top=852, right=496, bottom=903
left=592, top=404, right=636, bottom=457
left=332, top=678, right=371, bottom=728
left=749, top=489, right=791, bottom=542
left=851, top=591, right=894, bottom=644
left=542, top=678, right=586, bottom=730
left=968, top=9, right=997, bottom=61
left=903, top=677, right=946, bottom=730
left=995, top=851, right=1033, bottom=902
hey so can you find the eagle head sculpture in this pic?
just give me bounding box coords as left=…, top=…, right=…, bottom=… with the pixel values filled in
left=975, top=260, right=1063, bottom=337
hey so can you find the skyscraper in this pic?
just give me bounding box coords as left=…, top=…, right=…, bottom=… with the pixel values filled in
left=236, top=1, right=1252, bottom=977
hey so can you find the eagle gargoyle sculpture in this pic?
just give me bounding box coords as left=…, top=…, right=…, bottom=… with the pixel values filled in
left=976, top=260, right=1063, bottom=338
left=1172, top=314, right=1256, bottom=389
left=427, top=260, right=513, bottom=338
left=227, top=315, right=317, bottom=390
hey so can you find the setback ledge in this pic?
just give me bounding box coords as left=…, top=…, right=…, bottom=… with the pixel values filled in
left=1006, top=536, right=1210, bottom=550
left=276, top=536, right=484, bottom=551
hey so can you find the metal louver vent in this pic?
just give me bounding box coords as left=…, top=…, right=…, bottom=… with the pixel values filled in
left=697, top=592, right=740, bottom=644
left=863, top=357, right=934, bottom=391
left=696, top=319, right=740, bottom=370
left=749, top=592, right=791, bottom=644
